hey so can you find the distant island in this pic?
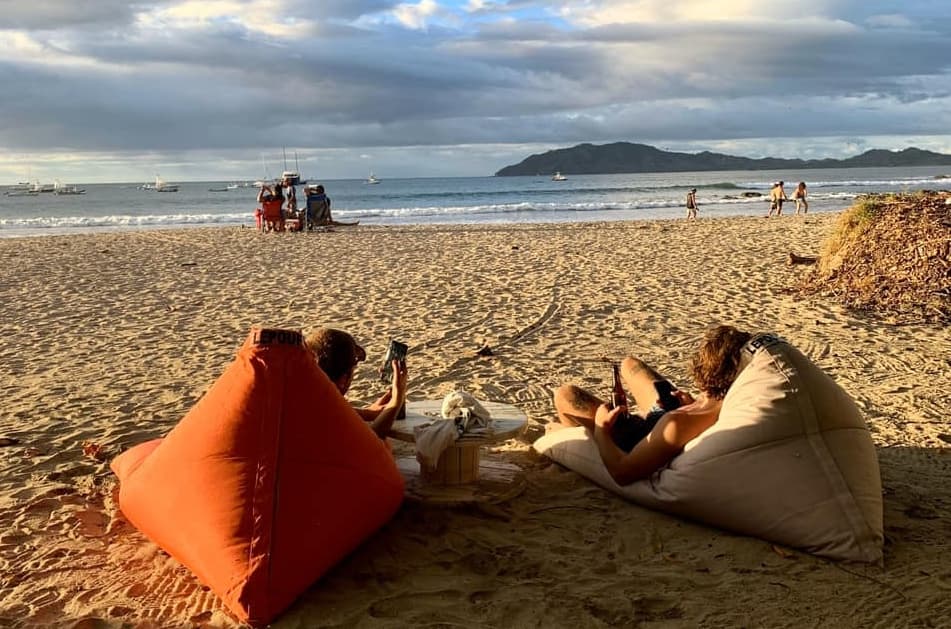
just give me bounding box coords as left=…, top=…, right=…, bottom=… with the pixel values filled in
left=494, top=142, right=951, bottom=176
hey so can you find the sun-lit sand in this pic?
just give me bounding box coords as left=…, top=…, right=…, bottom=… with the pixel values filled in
left=1, top=215, right=949, bottom=627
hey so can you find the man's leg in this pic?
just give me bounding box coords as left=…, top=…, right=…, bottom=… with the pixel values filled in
left=620, top=357, right=670, bottom=416
left=553, top=384, right=603, bottom=430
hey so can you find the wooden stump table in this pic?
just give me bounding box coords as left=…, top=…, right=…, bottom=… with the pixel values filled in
left=388, top=400, right=528, bottom=504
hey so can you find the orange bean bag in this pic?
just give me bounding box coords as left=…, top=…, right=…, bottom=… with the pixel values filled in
left=111, top=328, right=404, bottom=625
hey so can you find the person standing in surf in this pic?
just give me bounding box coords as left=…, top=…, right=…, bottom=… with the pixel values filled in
left=685, top=188, right=699, bottom=219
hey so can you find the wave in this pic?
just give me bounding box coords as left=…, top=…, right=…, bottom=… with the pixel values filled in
left=736, top=176, right=941, bottom=189
left=0, top=212, right=251, bottom=230
left=364, top=181, right=751, bottom=202
left=0, top=191, right=865, bottom=233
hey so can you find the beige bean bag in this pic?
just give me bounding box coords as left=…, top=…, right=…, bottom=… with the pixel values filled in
left=534, top=334, right=883, bottom=562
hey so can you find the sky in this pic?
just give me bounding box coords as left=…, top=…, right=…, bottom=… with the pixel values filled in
left=1, top=0, right=950, bottom=183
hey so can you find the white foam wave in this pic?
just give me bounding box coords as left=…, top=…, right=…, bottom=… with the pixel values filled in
left=737, top=177, right=940, bottom=189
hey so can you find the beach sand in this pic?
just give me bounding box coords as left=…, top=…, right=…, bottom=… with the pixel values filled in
left=1, top=216, right=949, bottom=628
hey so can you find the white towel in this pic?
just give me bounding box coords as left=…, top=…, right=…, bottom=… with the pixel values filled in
left=414, top=420, right=461, bottom=471
left=414, top=391, right=493, bottom=470
left=440, top=390, right=491, bottom=432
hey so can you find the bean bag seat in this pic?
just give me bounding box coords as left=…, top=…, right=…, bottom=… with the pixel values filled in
left=534, top=333, right=883, bottom=562
left=111, top=327, right=404, bottom=625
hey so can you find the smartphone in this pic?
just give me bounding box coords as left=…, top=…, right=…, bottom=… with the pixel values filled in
left=653, top=380, right=682, bottom=411
left=379, top=339, right=408, bottom=382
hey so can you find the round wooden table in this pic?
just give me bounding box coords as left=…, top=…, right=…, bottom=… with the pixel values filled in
left=388, top=399, right=528, bottom=503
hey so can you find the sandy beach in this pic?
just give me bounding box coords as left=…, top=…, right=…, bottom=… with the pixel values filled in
left=1, top=215, right=949, bottom=628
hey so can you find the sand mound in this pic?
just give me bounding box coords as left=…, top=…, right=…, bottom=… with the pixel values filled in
left=799, top=191, right=951, bottom=323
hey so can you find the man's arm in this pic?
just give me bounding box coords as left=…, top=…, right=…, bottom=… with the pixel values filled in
left=593, top=397, right=721, bottom=486
left=353, top=390, right=392, bottom=422
left=353, top=406, right=380, bottom=422
left=369, top=359, right=407, bottom=438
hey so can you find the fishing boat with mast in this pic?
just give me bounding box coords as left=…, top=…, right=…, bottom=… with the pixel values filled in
left=280, top=148, right=306, bottom=186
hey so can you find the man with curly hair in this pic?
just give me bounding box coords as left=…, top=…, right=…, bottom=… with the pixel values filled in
left=552, top=325, right=752, bottom=485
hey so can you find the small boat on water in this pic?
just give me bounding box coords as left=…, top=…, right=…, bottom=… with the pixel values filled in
left=366, top=173, right=380, bottom=184
left=30, top=181, right=55, bottom=193
left=154, top=176, right=179, bottom=192
left=53, top=180, right=86, bottom=195
left=5, top=189, right=39, bottom=197
left=280, top=148, right=306, bottom=185
left=552, top=171, right=567, bottom=181
left=281, top=170, right=301, bottom=185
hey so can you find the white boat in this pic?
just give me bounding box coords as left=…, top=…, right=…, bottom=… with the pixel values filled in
left=30, top=180, right=55, bottom=193
left=366, top=172, right=380, bottom=184
left=226, top=183, right=239, bottom=190
left=154, top=176, right=179, bottom=192
left=53, top=180, right=86, bottom=195
left=281, top=170, right=301, bottom=185
left=552, top=171, right=567, bottom=181
left=280, top=147, right=303, bottom=185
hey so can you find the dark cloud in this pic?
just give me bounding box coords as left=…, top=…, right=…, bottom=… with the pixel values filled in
left=0, top=1, right=163, bottom=29
left=1, top=0, right=950, bottom=178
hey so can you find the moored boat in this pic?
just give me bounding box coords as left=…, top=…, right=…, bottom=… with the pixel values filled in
left=53, top=180, right=86, bottom=195
left=154, top=176, right=179, bottom=192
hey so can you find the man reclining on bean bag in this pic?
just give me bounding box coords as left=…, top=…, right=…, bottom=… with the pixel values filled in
left=537, top=325, right=883, bottom=562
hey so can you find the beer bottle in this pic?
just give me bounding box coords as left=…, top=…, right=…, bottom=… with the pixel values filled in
left=611, top=363, right=628, bottom=415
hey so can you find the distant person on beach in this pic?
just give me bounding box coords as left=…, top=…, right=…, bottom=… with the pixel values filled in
left=551, top=325, right=751, bottom=485
left=768, top=181, right=788, bottom=217
left=257, top=184, right=285, bottom=232
left=282, top=177, right=298, bottom=227
left=793, top=182, right=808, bottom=214
left=306, top=327, right=407, bottom=439
left=303, top=184, right=333, bottom=228
left=685, top=188, right=699, bottom=219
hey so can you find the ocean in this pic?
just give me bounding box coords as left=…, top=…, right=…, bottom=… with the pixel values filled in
left=2, top=166, right=949, bottom=238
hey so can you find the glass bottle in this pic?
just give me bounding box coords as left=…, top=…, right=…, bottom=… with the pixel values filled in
left=611, top=363, right=629, bottom=417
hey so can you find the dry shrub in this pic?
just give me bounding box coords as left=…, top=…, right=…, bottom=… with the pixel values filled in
left=799, top=191, right=951, bottom=323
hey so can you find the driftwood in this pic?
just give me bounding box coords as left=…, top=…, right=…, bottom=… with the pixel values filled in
left=787, top=252, right=818, bottom=266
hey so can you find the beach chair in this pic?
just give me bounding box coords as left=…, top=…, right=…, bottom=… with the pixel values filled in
left=262, top=200, right=284, bottom=232
left=305, top=196, right=332, bottom=229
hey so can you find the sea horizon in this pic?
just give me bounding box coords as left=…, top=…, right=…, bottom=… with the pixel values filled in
left=2, top=165, right=949, bottom=239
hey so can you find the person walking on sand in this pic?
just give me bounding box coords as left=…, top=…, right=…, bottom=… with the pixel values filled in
left=551, top=325, right=751, bottom=484
left=793, top=181, right=808, bottom=215
left=685, top=188, right=699, bottom=219
left=768, top=181, right=788, bottom=217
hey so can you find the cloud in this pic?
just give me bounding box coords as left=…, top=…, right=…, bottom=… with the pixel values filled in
left=391, top=0, right=443, bottom=30
left=0, top=0, right=147, bottom=29
left=865, top=13, right=914, bottom=29
left=1, top=0, right=951, bottom=180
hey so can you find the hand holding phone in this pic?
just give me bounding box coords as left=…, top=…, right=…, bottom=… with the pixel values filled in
left=379, top=340, right=408, bottom=382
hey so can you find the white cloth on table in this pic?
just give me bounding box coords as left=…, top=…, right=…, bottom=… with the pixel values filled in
left=440, top=390, right=491, bottom=432
left=414, top=391, right=493, bottom=470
